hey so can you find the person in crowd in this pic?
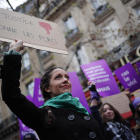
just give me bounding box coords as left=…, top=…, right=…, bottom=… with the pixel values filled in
left=125, top=89, right=140, bottom=140
left=1, top=39, right=104, bottom=140
left=88, top=81, right=136, bottom=140
left=23, top=133, right=37, bottom=140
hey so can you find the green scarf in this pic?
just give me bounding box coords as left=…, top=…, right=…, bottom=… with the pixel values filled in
left=40, top=92, right=89, bottom=115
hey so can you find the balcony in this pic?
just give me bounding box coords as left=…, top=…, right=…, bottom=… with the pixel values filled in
left=101, top=33, right=140, bottom=66
left=93, top=4, right=115, bottom=25
left=0, top=114, right=19, bottom=139
left=65, top=28, right=83, bottom=47
left=121, top=0, right=132, bottom=4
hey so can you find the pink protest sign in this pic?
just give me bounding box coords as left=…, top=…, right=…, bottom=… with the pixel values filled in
left=81, top=59, right=120, bottom=97
left=114, top=63, right=140, bottom=92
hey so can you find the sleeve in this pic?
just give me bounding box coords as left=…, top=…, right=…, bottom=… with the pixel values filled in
left=90, top=106, right=105, bottom=137
left=1, top=55, right=44, bottom=130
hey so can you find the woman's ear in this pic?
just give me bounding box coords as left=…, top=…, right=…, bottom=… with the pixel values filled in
left=45, top=87, right=51, bottom=93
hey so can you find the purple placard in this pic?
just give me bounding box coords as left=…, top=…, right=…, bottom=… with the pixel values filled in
left=136, top=62, right=140, bottom=75
left=33, top=78, right=44, bottom=107
left=114, top=63, right=140, bottom=92
left=81, top=59, right=120, bottom=97
left=18, top=94, right=38, bottom=140
left=68, top=72, right=91, bottom=113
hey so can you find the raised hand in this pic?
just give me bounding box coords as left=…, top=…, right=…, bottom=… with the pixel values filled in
left=9, top=39, right=24, bottom=52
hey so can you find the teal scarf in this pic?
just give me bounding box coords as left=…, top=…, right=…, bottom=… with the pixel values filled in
left=40, top=92, right=89, bottom=115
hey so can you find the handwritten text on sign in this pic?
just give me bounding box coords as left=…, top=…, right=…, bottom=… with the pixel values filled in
left=0, top=8, right=68, bottom=54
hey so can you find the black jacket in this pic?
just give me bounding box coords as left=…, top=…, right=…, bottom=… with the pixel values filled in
left=1, top=55, right=105, bottom=140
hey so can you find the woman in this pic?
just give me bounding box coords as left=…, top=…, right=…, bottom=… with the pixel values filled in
left=1, top=39, right=104, bottom=140
left=132, top=97, right=140, bottom=140
left=88, top=82, right=136, bottom=140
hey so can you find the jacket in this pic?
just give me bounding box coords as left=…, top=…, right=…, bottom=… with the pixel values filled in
left=1, top=55, right=105, bottom=140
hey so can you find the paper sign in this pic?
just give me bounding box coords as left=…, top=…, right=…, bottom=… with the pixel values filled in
left=114, top=63, right=140, bottom=92
left=81, top=59, right=120, bottom=97
left=132, top=89, right=140, bottom=98
left=101, top=92, right=130, bottom=114
left=68, top=72, right=91, bottom=113
left=0, top=8, right=68, bottom=54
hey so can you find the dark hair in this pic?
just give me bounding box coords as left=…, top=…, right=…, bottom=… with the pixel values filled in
left=40, top=67, right=64, bottom=128
left=40, top=67, right=64, bottom=102
left=100, top=103, right=126, bottom=125
left=135, top=105, right=140, bottom=119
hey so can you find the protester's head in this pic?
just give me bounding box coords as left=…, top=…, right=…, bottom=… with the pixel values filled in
left=100, top=103, right=125, bottom=124
left=23, top=133, right=37, bottom=140
left=132, top=97, right=140, bottom=110
left=40, top=67, right=71, bottom=101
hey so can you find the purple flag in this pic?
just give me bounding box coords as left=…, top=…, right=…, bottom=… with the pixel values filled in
left=33, top=78, right=44, bottom=107
left=68, top=72, right=91, bottom=113
left=114, top=63, right=140, bottom=92
left=18, top=94, right=38, bottom=140
left=136, top=62, right=140, bottom=75
left=81, top=59, right=120, bottom=97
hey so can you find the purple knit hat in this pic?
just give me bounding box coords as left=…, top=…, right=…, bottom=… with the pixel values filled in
left=132, top=97, right=140, bottom=109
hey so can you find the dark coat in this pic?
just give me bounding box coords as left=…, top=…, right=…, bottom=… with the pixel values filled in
left=1, top=55, right=105, bottom=140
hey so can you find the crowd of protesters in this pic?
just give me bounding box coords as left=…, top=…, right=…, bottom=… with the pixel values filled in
left=1, top=39, right=140, bottom=140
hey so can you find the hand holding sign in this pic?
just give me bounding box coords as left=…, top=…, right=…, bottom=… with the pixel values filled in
left=9, top=39, right=24, bottom=52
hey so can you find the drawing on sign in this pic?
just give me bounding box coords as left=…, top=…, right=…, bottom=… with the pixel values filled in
left=39, top=22, right=52, bottom=35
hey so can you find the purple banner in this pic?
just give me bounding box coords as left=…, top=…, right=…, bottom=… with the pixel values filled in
left=136, top=62, right=140, bottom=75
left=81, top=59, right=120, bottom=97
left=18, top=94, right=38, bottom=140
left=114, top=63, right=140, bottom=92
left=68, top=72, right=91, bottom=113
left=33, top=78, right=44, bottom=107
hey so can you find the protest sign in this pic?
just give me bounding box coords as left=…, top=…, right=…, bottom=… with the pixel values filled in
left=136, top=62, right=140, bottom=75
left=81, top=59, right=120, bottom=97
left=33, top=78, right=44, bottom=107
left=101, top=92, right=130, bottom=114
left=114, top=63, right=140, bottom=92
left=0, top=8, right=68, bottom=54
left=68, top=72, right=91, bottom=113
left=18, top=94, right=38, bottom=140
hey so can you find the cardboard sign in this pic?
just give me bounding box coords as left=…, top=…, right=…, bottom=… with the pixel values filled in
left=0, top=8, right=68, bottom=54
left=114, top=63, right=140, bottom=92
left=101, top=92, right=130, bottom=114
left=132, top=89, right=140, bottom=98
left=81, top=59, right=120, bottom=97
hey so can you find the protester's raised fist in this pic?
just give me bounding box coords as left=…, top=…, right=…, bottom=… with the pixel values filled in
left=124, top=88, right=131, bottom=97
left=9, top=39, right=24, bottom=52
left=87, top=81, right=95, bottom=86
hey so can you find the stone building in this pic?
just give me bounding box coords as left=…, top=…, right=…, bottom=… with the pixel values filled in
left=0, top=0, right=140, bottom=139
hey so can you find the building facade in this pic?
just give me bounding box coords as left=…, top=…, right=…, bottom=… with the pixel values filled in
left=0, top=0, right=140, bottom=139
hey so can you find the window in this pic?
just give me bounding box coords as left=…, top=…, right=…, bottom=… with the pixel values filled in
left=26, top=81, right=34, bottom=97
left=102, top=19, right=125, bottom=50
left=91, top=0, right=107, bottom=10
left=63, top=15, right=78, bottom=39
left=133, top=6, right=140, bottom=17
left=22, top=52, right=31, bottom=73
left=40, top=50, right=50, bottom=59
left=76, top=46, right=89, bottom=65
